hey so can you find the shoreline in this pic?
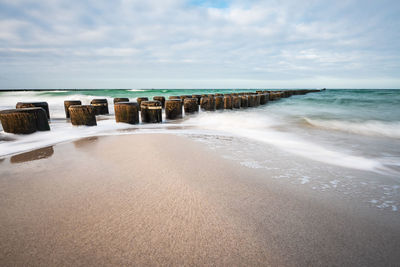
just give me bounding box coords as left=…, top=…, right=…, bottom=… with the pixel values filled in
left=1, top=134, right=399, bottom=266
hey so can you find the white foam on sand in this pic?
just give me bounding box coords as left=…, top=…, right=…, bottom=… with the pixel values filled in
left=299, top=176, right=310, bottom=184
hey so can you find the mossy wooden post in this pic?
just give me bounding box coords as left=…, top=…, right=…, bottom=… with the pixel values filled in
left=64, top=100, right=81, bottom=118
left=90, top=99, right=109, bottom=115
left=184, top=98, right=198, bottom=114
left=240, top=95, right=248, bottom=108
left=192, top=95, right=202, bottom=105
left=141, top=101, right=162, bottom=123
left=224, top=96, right=233, bottom=109
left=232, top=96, right=241, bottom=109
left=114, top=102, right=139, bottom=124
left=165, top=99, right=182, bottom=120
left=113, top=98, right=129, bottom=104
left=16, top=102, right=50, bottom=119
left=0, top=108, right=50, bottom=134
left=136, top=97, right=149, bottom=111
left=215, top=96, right=224, bottom=110
left=200, top=97, right=216, bottom=111
left=69, top=105, right=97, bottom=126
left=153, top=96, right=165, bottom=108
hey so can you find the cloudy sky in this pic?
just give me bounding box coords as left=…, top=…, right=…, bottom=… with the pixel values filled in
left=0, top=0, right=399, bottom=89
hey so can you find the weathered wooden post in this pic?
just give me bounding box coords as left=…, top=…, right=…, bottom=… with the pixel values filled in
left=200, top=97, right=216, bottom=111
left=268, top=92, right=275, bottom=100
left=165, top=99, right=182, bottom=120
left=232, top=96, right=241, bottom=109
left=136, top=97, right=149, bottom=111
left=255, top=94, right=261, bottom=106
left=69, top=105, right=97, bottom=126
left=113, top=98, right=129, bottom=104
left=114, top=102, right=139, bottom=124
left=169, top=96, right=181, bottom=101
left=90, top=99, right=109, bottom=115
left=64, top=100, right=82, bottom=118
left=224, top=96, right=233, bottom=109
left=241, top=95, right=248, bottom=108
left=0, top=108, right=50, bottom=134
left=248, top=95, right=257, bottom=107
left=153, top=96, right=165, bottom=108
left=269, top=92, right=280, bottom=101
left=192, top=95, right=202, bottom=105
left=259, top=93, right=269, bottom=105
left=16, top=102, right=50, bottom=119
left=215, top=96, right=224, bottom=110
left=141, top=101, right=162, bottom=123
left=184, top=98, right=198, bottom=114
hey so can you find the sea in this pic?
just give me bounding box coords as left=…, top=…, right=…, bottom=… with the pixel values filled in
left=1, top=89, right=399, bottom=211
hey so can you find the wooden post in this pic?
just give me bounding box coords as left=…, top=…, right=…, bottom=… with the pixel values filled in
left=64, top=100, right=82, bottom=118
left=0, top=108, right=50, bottom=134
left=165, top=99, right=182, bottom=120
left=141, top=101, right=162, bottom=123
left=69, top=105, right=97, bottom=126
left=16, top=102, right=50, bottom=119
left=114, top=102, right=139, bottom=124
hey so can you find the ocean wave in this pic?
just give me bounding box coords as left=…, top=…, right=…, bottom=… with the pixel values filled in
left=304, top=118, right=400, bottom=139
left=182, top=111, right=393, bottom=174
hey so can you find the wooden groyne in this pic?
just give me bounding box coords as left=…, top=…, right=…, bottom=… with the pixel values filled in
left=0, top=89, right=322, bottom=134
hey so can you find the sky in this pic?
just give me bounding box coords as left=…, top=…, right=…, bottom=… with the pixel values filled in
left=0, top=0, right=399, bottom=89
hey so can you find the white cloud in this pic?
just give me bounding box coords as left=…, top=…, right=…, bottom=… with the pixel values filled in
left=0, top=0, right=399, bottom=88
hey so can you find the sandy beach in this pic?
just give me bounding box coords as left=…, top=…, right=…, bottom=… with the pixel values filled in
left=0, top=134, right=399, bottom=266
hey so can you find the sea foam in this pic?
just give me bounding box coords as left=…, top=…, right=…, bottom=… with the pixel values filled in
left=183, top=111, right=392, bottom=174
left=304, top=118, right=400, bottom=139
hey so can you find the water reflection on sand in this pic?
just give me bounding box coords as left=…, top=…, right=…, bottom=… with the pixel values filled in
left=10, top=146, right=54, bottom=164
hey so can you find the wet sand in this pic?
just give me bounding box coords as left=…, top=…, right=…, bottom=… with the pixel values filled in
left=0, top=134, right=399, bottom=266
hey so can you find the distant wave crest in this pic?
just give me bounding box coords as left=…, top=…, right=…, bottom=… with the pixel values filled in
left=304, top=118, right=400, bottom=139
